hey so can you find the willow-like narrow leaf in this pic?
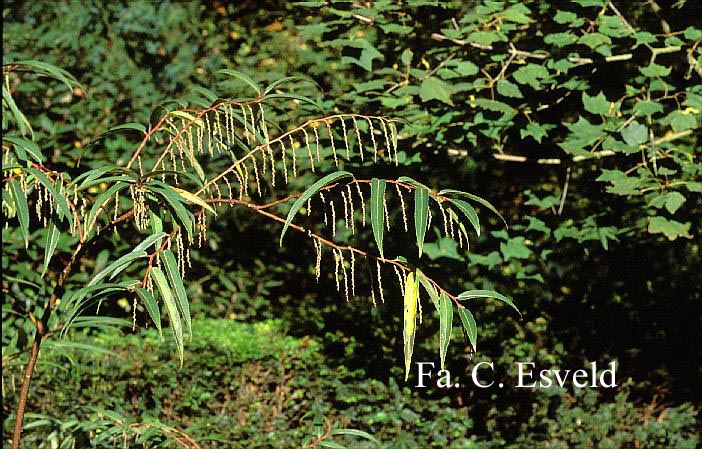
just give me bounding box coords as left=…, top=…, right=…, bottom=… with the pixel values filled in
left=370, top=178, right=386, bottom=258
left=439, top=293, right=453, bottom=370
left=136, top=288, right=162, bottom=339
left=280, top=171, right=353, bottom=244
left=8, top=179, right=29, bottom=248
left=42, top=215, right=60, bottom=276
left=457, top=306, right=478, bottom=351
left=160, top=250, right=192, bottom=340
left=416, top=269, right=440, bottom=311
left=450, top=198, right=480, bottom=236
left=439, top=188, right=507, bottom=228
left=414, top=187, right=429, bottom=256
left=403, top=271, right=419, bottom=381
left=150, top=267, right=184, bottom=366
left=457, top=289, right=521, bottom=316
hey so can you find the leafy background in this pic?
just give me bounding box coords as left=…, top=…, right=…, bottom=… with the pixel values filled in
left=2, top=0, right=701, bottom=447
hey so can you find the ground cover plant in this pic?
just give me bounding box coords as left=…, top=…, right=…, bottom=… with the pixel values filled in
left=3, top=0, right=701, bottom=448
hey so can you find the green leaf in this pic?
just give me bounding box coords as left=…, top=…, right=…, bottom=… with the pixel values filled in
left=414, top=188, right=429, bottom=256
left=520, top=122, right=553, bottom=143
left=88, top=250, right=147, bottom=287
left=500, top=236, right=531, bottom=260
left=89, top=123, right=146, bottom=146
left=149, top=184, right=195, bottom=239
left=647, top=216, right=691, bottom=240
left=453, top=60, right=479, bottom=76
left=370, top=178, right=386, bottom=258
left=639, top=63, right=672, bottom=77
left=12, top=59, right=82, bottom=92
left=24, top=167, right=73, bottom=228
left=136, top=288, right=162, bottom=339
left=457, top=306, right=478, bottom=351
left=438, top=189, right=507, bottom=228
left=263, top=93, right=324, bottom=113
left=3, top=136, right=43, bottom=162
left=42, top=216, right=60, bottom=276
left=171, top=187, right=216, bottom=215
left=86, top=181, right=129, bottom=232
left=151, top=267, right=184, bottom=366
left=212, top=69, right=262, bottom=95
left=264, top=75, right=319, bottom=95
left=621, top=122, right=648, bottom=146
left=439, top=293, right=453, bottom=370
left=578, top=32, right=611, bottom=49
left=8, top=180, right=29, bottom=248
left=280, top=171, right=353, bottom=244
left=416, top=269, right=440, bottom=311
left=319, top=442, right=347, bottom=449
left=457, top=289, right=520, bottom=316
left=160, top=250, right=191, bottom=339
left=331, top=429, right=380, bottom=445
left=582, top=91, right=610, bottom=115
left=512, top=64, right=549, bottom=89
left=449, top=198, right=480, bottom=236
left=403, top=272, right=419, bottom=381
left=497, top=79, right=523, bottom=98
left=419, top=77, right=454, bottom=105
left=3, top=85, right=32, bottom=137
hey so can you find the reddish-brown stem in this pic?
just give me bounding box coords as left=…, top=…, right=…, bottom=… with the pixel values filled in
left=125, top=97, right=265, bottom=170
left=11, top=327, right=40, bottom=449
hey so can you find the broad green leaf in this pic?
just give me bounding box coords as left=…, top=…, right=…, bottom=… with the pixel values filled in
left=457, top=289, right=521, bottom=316
left=151, top=266, right=184, bottom=366
left=136, top=288, right=162, bottom=339
left=370, top=178, right=386, bottom=258
left=213, top=69, right=262, bottom=95
left=439, top=189, right=506, bottom=228
left=439, top=293, right=453, bottom=370
left=457, top=306, right=478, bottom=351
left=160, top=250, right=191, bottom=339
left=621, top=122, right=648, bottom=146
left=8, top=180, right=29, bottom=248
left=280, top=171, right=353, bottom=244
left=419, top=77, right=454, bottom=105
left=647, top=216, right=691, bottom=240
left=582, top=91, right=610, bottom=115
left=449, top=198, right=480, bottom=236
left=497, top=80, right=523, bottom=98
left=639, top=63, right=672, bottom=77
left=403, top=272, right=419, bottom=381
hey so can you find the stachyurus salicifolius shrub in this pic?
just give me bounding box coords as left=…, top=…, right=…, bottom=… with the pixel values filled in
left=2, top=61, right=518, bottom=448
